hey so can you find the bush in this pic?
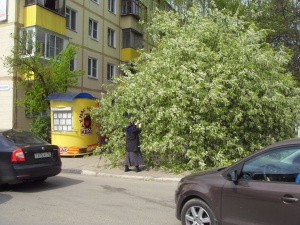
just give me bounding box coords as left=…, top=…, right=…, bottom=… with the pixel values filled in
left=31, top=116, right=51, bottom=143
left=91, top=6, right=300, bottom=173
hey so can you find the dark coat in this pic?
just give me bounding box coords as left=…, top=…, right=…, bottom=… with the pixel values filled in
left=125, top=125, right=142, bottom=152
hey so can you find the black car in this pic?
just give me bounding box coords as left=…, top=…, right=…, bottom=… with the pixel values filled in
left=0, top=129, right=62, bottom=186
left=175, top=138, right=300, bottom=225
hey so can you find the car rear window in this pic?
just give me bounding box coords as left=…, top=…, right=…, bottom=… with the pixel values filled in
left=2, top=130, right=48, bottom=145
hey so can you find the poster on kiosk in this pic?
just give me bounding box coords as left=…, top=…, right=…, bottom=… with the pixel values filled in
left=46, top=92, right=98, bottom=156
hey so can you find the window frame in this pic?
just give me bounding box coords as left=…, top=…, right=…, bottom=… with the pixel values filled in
left=107, top=63, right=116, bottom=81
left=20, top=27, right=67, bottom=59
left=89, top=19, right=99, bottom=40
left=122, top=28, right=143, bottom=49
left=108, top=28, right=116, bottom=48
left=21, top=28, right=35, bottom=56
left=121, top=0, right=141, bottom=18
left=66, top=7, right=77, bottom=31
left=69, top=54, right=77, bottom=71
left=45, top=33, right=64, bottom=59
left=52, top=107, right=73, bottom=132
left=88, top=57, right=98, bottom=79
left=108, top=0, right=116, bottom=14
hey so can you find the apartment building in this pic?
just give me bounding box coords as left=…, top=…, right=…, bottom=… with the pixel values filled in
left=0, top=0, right=168, bottom=130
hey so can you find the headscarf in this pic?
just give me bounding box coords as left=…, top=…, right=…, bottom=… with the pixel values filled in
left=126, top=121, right=134, bottom=135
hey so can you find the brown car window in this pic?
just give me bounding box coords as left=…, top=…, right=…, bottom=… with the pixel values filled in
left=241, top=147, right=300, bottom=183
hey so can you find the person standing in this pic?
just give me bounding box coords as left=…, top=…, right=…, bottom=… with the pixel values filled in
left=124, top=120, right=144, bottom=172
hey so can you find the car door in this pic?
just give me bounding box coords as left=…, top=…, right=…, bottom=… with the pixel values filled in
left=221, top=146, right=300, bottom=225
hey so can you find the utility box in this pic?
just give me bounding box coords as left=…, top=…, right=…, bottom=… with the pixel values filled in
left=46, top=92, right=98, bottom=156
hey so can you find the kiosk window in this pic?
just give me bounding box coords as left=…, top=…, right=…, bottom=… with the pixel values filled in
left=53, top=110, right=72, bottom=131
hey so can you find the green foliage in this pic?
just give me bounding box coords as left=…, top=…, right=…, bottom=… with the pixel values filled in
left=245, top=0, right=300, bottom=80
left=171, top=0, right=300, bottom=81
left=91, top=6, right=300, bottom=173
left=30, top=116, right=51, bottom=143
left=169, top=0, right=243, bottom=14
left=2, top=33, right=83, bottom=115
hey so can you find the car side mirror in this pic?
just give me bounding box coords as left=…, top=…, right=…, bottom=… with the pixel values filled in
left=228, top=170, right=238, bottom=182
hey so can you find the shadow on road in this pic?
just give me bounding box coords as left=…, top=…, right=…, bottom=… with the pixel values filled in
left=0, top=193, right=13, bottom=204
left=0, top=175, right=83, bottom=193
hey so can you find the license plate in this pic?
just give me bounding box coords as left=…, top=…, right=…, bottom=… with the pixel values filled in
left=34, top=152, right=51, bottom=159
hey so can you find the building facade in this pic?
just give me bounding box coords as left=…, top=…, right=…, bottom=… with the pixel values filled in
left=0, top=0, right=168, bottom=130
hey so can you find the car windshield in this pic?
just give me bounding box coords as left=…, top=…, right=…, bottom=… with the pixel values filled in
left=2, top=129, right=48, bottom=145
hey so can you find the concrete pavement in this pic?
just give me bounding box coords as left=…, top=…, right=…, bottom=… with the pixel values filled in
left=61, top=155, right=191, bottom=182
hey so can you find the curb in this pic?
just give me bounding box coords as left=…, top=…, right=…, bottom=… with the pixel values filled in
left=61, top=169, right=181, bottom=182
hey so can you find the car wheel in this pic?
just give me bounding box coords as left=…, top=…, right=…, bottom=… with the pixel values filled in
left=181, top=199, right=216, bottom=225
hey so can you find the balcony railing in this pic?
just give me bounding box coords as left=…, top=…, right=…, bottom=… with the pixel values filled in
left=121, top=0, right=142, bottom=18
left=25, top=0, right=65, bottom=16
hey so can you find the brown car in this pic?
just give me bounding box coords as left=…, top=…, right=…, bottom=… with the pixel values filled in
left=175, top=138, right=300, bottom=225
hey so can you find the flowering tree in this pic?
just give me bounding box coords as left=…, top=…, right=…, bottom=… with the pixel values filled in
left=91, top=6, right=300, bottom=173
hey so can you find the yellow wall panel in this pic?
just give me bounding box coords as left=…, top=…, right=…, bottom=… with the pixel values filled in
left=121, top=48, right=140, bottom=62
left=24, top=5, right=65, bottom=35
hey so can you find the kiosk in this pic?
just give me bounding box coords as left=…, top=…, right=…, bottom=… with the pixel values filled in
left=46, top=92, right=98, bottom=156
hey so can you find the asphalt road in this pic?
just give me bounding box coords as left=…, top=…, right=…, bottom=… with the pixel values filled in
left=0, top=173, right=181, bottom=225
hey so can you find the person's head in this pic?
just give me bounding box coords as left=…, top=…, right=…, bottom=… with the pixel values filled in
left=128, top=121, right=134, bottom=126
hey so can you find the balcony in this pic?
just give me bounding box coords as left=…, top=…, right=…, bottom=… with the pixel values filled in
left=25, top=0, right=65, bottom=16
left=121, top=0, right=145, bottom=19
left=121, top=48, right=140, bottom=62
left=24, top=1, right=66, bottom=35
left=121, top=28, right=143, bottom=61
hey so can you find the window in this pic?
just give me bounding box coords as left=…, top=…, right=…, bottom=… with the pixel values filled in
left=241, top=147, right=300, bottom=183
left=108, top=28, right=116, bottom=48
left=21, top=29, right=34, bottom=55
left=45, top=34, right=64, bottom=58
left=25, top=0, right=36, bottom=5
left=122, top=28, right=143, bottom=49
left=107, top=63, right=116, bottom=81
left=121, top=0, right=141, bottom=17
left=70, top=54, right=77, bottom=71
left=70, top=59, right=75, bottom=71
left=89, top=19, right=98, bottom=39
left=108, top=0, right=116, bottom=13
left=21, top=28, right=66, bottom=59
left=66, top=7, right=77, bottom=31
left=91, top=0, right=99, bottom=3
left=88, top=57, right=98, bottom=78
left=52, top=108, right=73, bottom=132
